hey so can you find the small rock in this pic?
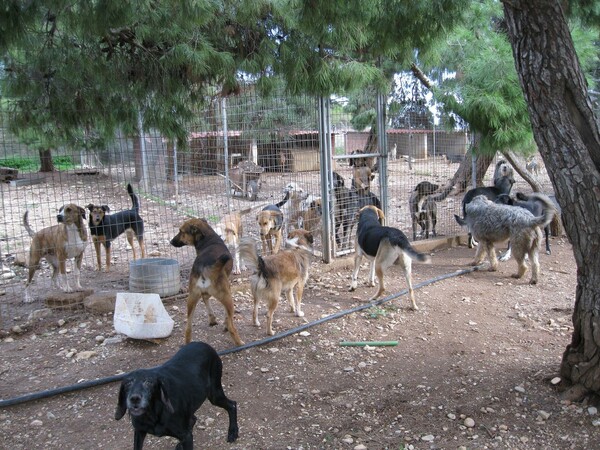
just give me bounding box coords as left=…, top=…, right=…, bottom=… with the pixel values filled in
left=28, top=308, right=52, bottom=320
left=342, top=436, right=354, bottom=444
left=95, top=335, right=105, bottom=343
left=514, top=385, right=526, bottom=393
left=103, top=335, right=125, bottom=345
left=46, top=412, right=56, bottom=420
left=58, top=319, right=66, bottom=327
left=537, top=410, right=551, bottom=420
left=30, top=420, right=43, bottom=426
left=588, top=406, right=598, bottom=416
left=464, top=417, right=475, bottom=428
left=447, top=413, right=456, bottom=420
left=421, top=434, right=435, bottom=442
left=354, top=445, right=367, bottom=450
left=550, top=377, right=561, bottom=385
left=299, top=331, right=310, bottom=337
left=11, top=325, right=23, bottom=334
left=76, top=350, right=97, bottom=360
left=58, top=329, right=69, bottom=335
left=4, top=337, right=15, bottom=343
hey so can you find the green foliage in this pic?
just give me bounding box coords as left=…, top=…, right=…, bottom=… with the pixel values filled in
left=0, top=0, right=467, bottom=155
left=417, top=0, right=598, bottom=156
left=0, top=155, right=74, bottom=171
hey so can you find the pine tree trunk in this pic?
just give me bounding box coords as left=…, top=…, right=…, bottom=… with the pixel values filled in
left=38, top=148, right=55, bottom=172
left=132, top=135, right=143, bottom=182
left=166, top=140, right=175, bottom=181
left=504, top=0, right=600, bottom=399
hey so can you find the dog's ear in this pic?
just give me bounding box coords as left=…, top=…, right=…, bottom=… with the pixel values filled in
left=78, top=206, right=87, bottom=221
left=305, top=232, right=314, bottom=245
left=376, top=207, right=385, bottom=223
left=102, top=205, right=110, bottom=213
left=158, top=378, right=175, bottom=414
left=86, top=204, right=94, bottom=211
left=115, top=382, right=128, bottom=420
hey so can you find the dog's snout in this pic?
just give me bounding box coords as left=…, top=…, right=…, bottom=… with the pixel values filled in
left=56, top=214, right=64, bottom=223
left=128, top=393, right=142, bottom=406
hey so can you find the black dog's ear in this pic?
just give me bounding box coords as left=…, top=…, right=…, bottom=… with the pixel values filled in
left=158, top=378, right=175, bottom=414
left=115, top=382, right=128, bottom=420
left=86, top=204, right=94, bottom=211
left=102, top=205, right=110, bottom=213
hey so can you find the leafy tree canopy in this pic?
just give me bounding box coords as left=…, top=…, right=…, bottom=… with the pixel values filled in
left=416, top=0, right=598, bottom=155
left=0, top=0, right=467, bottom=149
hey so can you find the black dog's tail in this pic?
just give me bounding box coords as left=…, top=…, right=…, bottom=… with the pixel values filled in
left=127, top=183, right=140, bottom=212
left=527, top=192, right=556, bottom=228
left=22, top=211, right=36, bottom=238
left=389, top=229, right=431, bottom=264
left=428, top=183, right=454, bottom=202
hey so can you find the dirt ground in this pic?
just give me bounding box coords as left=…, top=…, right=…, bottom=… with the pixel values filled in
left=1, top=160, right=595, bottom=450
left=2, top=233, right=596, bottom=449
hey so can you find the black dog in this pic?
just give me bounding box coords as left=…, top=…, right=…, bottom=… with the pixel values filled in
left=409, top=181, right=438, bottom=240
left=409, top=181, right=454, bottom=240
left=496, top=192, right=555, bottom=258
left=87, top=183, right=146, bottom=271
left=115, top=341, right=239, bottom=449
left=455, top=160, right=515, bottom=247
left=332, top=171, right=359, bottom=248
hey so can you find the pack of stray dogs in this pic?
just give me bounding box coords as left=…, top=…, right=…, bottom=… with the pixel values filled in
left=18, top=159, right=559, bottom=448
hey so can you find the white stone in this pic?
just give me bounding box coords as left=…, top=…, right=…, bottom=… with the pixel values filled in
left=514, top=385, right=526, bottom=393
left=421, top=434, right=435, bottom=442
left=588, top=406, right=598, bottom=416
left=550, top=377, right=561, bottom=385
left=30, top=420, right=43, bottom=426
left=464, top=417, right=475, bottom=428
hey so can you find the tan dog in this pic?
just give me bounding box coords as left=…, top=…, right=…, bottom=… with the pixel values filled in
left=170, top=218, right=243, bottom=346
left=256, top=204, right=284, bottom=255
left=23, top=204, right=88, bottom=303
left=239, top=229, right=313, bottom=336
left=214, top=211, right=246, bottom=274
left=297, top=197, right=322, bottom=234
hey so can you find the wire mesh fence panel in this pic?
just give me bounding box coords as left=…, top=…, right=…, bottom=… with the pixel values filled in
left=0, top=85, right=555, bottom=332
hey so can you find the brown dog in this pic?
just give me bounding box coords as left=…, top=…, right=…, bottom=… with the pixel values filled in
left=23, top=204, right=88, bottom=303
left=170, top=218, right=243, bottom=346
left=256, top=204, right=284, bottom=255
left=239, top=229, right=313, bottom=336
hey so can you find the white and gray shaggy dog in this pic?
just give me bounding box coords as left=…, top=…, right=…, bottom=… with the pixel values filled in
left=455, top=194, right=555, bottom=284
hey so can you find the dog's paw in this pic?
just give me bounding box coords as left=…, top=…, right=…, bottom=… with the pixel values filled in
left=296, top=310, right=305, bottom=317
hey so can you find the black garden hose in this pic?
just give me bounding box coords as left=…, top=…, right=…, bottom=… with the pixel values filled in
left=0, top=265, right=481, bottom=408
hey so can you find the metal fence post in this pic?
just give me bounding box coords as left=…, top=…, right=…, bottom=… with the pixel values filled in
left=318, top=96, right=333, bottom=263
left=376, top=93, right=388, bottom=216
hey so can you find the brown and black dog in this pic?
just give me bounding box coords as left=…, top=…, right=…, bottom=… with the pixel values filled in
left=349, top=205, right=431, bottom=308
left=256, top=204, right=284, bottom=255
left=23, top=204, right=88, bottom=303
left=87, top=183, right=146, bottom=271
left=170, top=218, right=243, bottom=346
left=239, top=229, right=313, bottom=336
